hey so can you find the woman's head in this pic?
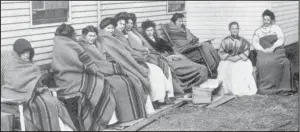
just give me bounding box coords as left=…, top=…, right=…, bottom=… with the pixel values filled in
left=171, top=13, right=185, bottom=28
left=114, top=12, right=128, bottom=32
left=13, top=38, right=35, bottom=62
left=100, top=17, right=116, bottom=35
left=262, top=9, right=275, bottom=27
left=141, top=20, right=156, bottom=38
left=55, top=23, right=76, bottom=40
left=125, top=13, right=137, bottom=31
left=82, top=25, right=98, bottom=44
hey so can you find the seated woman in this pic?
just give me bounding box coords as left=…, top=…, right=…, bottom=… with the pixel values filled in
left=1, top=38, right=75, bottom=131
left=218, top=21, right=257, bottom=96
left=51, top=23, right=117, bottom=131
left=123, top=12, right=175, bottom=103
left=77, top=25, right=148, bottom=124
left=141, top=20, right=208, bottom=93
left=252, top=9, right=292, bottom=95
left=97, top=17, right=156, bottom=113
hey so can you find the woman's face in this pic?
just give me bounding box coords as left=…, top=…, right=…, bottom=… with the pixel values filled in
left=126, top=19, right=134, bottom=31
left=20, top=51, right=30, bottom=61
left=263, top=15, right=272, bottom=27
left=104, top=24, right=115, bottom=35
left=116, top=19, right=126, bottom=32
left=84, top=32, right=97, bottom=44
left=175, top=18, right=185, bottom=28
left=145, top=27, right=154, bottom=38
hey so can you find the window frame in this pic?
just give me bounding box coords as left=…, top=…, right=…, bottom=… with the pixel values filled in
left=166, top=1, right=186, bottom=14
left=30, top=1, right=72, bottom=28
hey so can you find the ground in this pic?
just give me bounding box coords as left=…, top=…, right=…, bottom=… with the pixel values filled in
left=141, top=43, right=299, bottom=131
left=141, top=94, right=298, bottom=131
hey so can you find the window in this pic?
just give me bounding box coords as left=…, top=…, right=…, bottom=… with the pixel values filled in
left=31, top=1, right=70, bottom=25
left=167, top=1, right=185, bottom=13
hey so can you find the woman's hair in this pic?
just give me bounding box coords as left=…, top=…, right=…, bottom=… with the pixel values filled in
left=100, top=17, right=116, bottom=29
left=54, top=23, right=75, bottom=38
left=228, top=21, right=239, bottom=30
left=141, top=20, right=157, bottom=37
left=82, top=25, right=98, bottom=35
left=127, top=13, right=137, bottom=25
left=114, top=12, right=128, bottom=24
left=171, top=13, right=185, bottom=23
left=13, top=38, right=35, bottom=61
left=262, top=9, right=275, bottom=21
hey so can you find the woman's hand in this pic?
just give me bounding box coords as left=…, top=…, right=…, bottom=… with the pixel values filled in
left=264, top=46, right=275, bottom=53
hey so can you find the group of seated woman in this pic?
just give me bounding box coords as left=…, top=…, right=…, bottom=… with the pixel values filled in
left=1, top=9, right=294, bottom=131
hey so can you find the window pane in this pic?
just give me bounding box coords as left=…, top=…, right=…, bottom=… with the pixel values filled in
left=45, top=1, right=68, bottom=9
left=32, top=1, right=44, bottom=10
left=168, top=1, right=185, bottom=13
left=32, top=1, right=69, bottom=25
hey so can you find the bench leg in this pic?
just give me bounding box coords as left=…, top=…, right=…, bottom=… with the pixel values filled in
left=19, top=104, right=25, bottom=131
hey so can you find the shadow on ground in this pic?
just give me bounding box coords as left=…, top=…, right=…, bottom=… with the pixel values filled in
left=141, top=94, right=298, bottom=131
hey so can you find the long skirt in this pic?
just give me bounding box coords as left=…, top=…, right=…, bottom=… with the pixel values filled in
left=217, top=59, right=257, bottom=96
left=146, top=62, right=174, bottom=103
left=105, top=74, right=148, bottom=123
left=256, top=48, right=292, bottom=94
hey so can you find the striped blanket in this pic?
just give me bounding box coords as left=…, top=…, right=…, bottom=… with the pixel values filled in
left=78, top=37, right=147, bottom=123
left=1, top=51, right=75, bottom=131
left=51, top=36, right=116, bottom=131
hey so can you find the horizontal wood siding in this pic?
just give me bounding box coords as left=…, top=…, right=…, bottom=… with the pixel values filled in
left=1, top=1, right=98, bottom=65
left=186, top=1, right=271, bottom=49
left=100, top=1, right=186, bottom=34
left=271, top=1, right=299, bottom=46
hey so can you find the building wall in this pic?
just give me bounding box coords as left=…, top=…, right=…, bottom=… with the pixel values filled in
left=186, top=1, right=272, bottom=49
left=271, top=1, right=299, bottom=46
left=1, top=1, right=297, bottom=65
left=1, top=1, right=98, bottom=65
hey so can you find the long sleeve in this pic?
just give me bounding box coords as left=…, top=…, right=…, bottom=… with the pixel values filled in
left=252, top=30, right=264, bottom=51
left=238, top=38, right=251, bottom=60
left=272, top=25, right=285, bottom=48
left=218, top=40, right=230, bottom=60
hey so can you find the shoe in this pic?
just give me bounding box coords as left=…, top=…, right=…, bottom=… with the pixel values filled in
left=152, top=101, right=161, bottom=109
left=165, top=98, right=175, bottom=105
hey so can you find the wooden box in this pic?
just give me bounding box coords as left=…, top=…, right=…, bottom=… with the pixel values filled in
left=192, top=79, right=222, bottom=104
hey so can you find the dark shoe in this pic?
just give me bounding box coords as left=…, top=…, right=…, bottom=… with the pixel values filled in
left=152, top=101, right=161, bottom=109
left=165, top=98, right=175, bottom=105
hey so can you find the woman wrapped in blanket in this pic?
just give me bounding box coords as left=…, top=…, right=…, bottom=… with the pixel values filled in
left=252, top=9, right=293, bottom=95
left=115, top=12, right=176, bottom=107
left=97, top=16, right=172, bottom=110
left=51, top=23, right=119, bottom=131
left=1, top=38, right=75, bottom=131
left=77, top=25, right=148, bottom=124
left=140, top=20, right=208, bottom=93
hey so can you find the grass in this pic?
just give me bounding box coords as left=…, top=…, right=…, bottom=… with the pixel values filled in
left=141, top=94, right=298, bottom=131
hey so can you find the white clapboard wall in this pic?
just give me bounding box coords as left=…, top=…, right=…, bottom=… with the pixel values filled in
left=1, top=1, right=99, bottom=65
left=186, top=1, right=298, bottom=49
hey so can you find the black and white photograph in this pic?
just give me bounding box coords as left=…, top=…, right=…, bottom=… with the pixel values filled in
left=1, top=0, right=299, bottom=131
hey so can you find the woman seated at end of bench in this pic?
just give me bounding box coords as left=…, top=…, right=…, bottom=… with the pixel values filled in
left=1, top=38, right=75, bottom=131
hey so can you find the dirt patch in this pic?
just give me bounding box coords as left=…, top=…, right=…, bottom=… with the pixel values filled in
left=141, top=94, right=298, bottom=131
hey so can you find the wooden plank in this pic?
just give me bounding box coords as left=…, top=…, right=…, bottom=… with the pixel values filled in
left=101, top=1, right=165, bottom=10
left=72, top=11, right=97, bottom=18
left=104, top=99, right=186, bottom=131
left=101, top=6, right=166, bottom=16
left=1, top=9, right=30, bottom=17
left=124, top=100, right=186, bottom=131
left=1, top=16, right=30, bottom=24
left=1, top=2, right=29, bottom=10
left=206, top=95, right=236, bottom=108
left=72, top=5, right=97, bottom=12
